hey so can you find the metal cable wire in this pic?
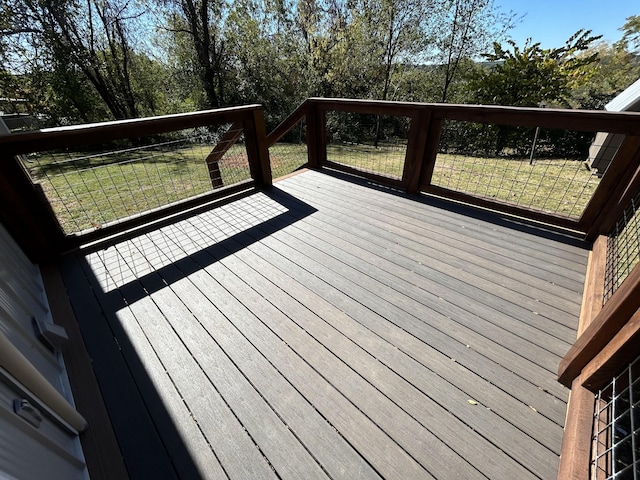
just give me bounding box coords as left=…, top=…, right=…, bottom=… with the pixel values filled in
left=604, top=192, right=640, bottom=304
left=592, top=356, right=640, bottom=479
left=433, top=120, right=603, bottom=219
left=21, top=126, right=252, bottom=234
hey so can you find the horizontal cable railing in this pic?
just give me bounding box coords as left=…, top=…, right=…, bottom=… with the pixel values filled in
left=0, top=106, right=271, bottom=250
left=433, top=120, right=602, bottom=219
left=324, top=111, right=409, bottom=180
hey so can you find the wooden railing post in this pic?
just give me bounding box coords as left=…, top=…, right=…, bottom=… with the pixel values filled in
left=419, top=115, right=444, bottom=190
left=402, top=108, right=444, bottom=195
left=580, top=135, right=640, bottom=240
left=243, top=108, right=272, bottom=188
left=306, top=103, right=326, bottom=169
left=402, top=108, right=431, bottom=194
left=0, top=155, right=66, bottom=262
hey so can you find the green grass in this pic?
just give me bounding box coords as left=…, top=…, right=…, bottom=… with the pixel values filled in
left=432, top=153, right=600, bottom=218
left=326, top=142, right=600, bottom=218
left=327, top=143, right=406, bottom=179
left=28, top=142, right=307, bottom=233
left=26, top=139, right=599, bottom=234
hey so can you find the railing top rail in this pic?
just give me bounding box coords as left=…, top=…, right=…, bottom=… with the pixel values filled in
left=306, top=98, right=640, bottom=135
left=430, top=103, right=640, bottom=134
left=0, top=104, right=263, bottom=155
left=308, top=97, right=424, bottom=116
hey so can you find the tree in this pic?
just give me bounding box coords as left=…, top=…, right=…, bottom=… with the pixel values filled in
left=469, top=30, right=601, bottom=107
left=619, top=15, right=640, bottom=53
left=433, top=0, right=516, bottom=103
left=569, top=42, right=640, bottom=110
left=464, top=30, right=601, bottom=155
left=364, top=0, right=431, bottom=102
left=1, top=0, right=157, bottom=121
left=173, top=0, right=225, bottom=108
left=158, top=0, right=237, bottom=110
left=224, top=0, right=309, bottom=128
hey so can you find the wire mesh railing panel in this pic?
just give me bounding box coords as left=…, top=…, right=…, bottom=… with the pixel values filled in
left=269, top=141, right=308, bottom=179
left=603, top=190, right=640, bottom=304
left=21, top=124, right=251, bottom=234
left=592, top=355, right=640, bottom=479
left=325, top=112, right=409, bottom=180
left=432, top=120, right=606, bottom=218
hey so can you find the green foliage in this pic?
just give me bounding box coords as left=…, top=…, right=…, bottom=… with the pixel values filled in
left=431, top=0, right=516, bottom=102
left=619, top=15, right=640, bottom=53
left=469, top=30, right=602, bottom=107
left=1, top=0, right=639, bottom=135
left=224, top=0, right=309, bottom=130
left=569, top=42, right=640, bottom=110
left=463, top=30, right=602, bottom=157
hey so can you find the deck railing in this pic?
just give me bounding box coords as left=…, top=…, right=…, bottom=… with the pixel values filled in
left=269, top=98, right=640, bottom=237
left=4, top=98, right=640, bottom=480
left=0, top=105, right=271, bottom=260
left=3, top=98, right=640, bottom=263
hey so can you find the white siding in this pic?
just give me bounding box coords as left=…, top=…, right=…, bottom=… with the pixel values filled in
left=0, top=223, right=87, bottom=480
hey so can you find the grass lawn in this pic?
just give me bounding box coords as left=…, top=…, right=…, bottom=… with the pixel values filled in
left=25, top=140, right=598, bottom=234
left=28, top=142, right=308, bottom=233
left=326, top=142, right=599, bottom=218
left=432, top=153, right=600, bottom=218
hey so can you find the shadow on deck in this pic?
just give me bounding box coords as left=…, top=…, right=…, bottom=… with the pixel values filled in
left=60, top=169, right=590, bottom=480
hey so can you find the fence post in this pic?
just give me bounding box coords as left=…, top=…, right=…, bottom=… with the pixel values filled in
left=243, top=108, right=272, bottom=188
left=580, top=135, right=640, bottom=239
left=402, top=108, right=443, bottom=195
left=306, top=103, right=326, bottom=169
left=403, top=109, right=431, bottom=194
left=419, top=114, right=443, bottom=191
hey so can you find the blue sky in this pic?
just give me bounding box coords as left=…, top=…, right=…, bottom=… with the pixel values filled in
left=496, top=0, right=638, bottom=49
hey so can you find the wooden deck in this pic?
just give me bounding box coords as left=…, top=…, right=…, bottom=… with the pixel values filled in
left=59, top=169, right=590, bottom=480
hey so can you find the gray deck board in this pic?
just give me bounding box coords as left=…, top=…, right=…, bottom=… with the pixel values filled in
left=286, top=173, right=587, bottom=285
left=282, top=174, right=586, bottom=297
left=61, top=169, right=590, bottom=480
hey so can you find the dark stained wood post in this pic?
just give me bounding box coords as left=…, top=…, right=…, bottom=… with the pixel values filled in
left=0, top=155, right=66, bottom=263
left=243, top=108, right=272, bottom=188
left=402, top=108, right=431, bottom=194
left=558, top=260, right=640, bottom=387
left=419, top=115, right=444, bottom=190
left=306, top=102, right=326, bottom=169
left=205, top=121, right=244, bottom=189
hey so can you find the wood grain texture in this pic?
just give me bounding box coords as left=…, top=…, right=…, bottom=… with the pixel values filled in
left=556, top=377, right=594, bottom=480
left=556, top=236, right=603, bottom=480
left=581, top=308, right=640, bottom=390
left=307, top=98, right=640, bottom=133
left=243, top=109, right=272, bottom=188
left=402, top=110, right=431, bottom=194
left=205, top=121, right=243, bottom=188
left=60, top=169, right=589, bottom=480
left=558, top=262, right=640, bottom=387
left=581, top=135, right=640, bottom=239
left=0, top=105, right=262, bottom=155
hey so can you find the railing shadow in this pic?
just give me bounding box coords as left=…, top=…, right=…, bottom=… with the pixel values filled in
left=59, top=187, right=316, bottom=479
left=319, top=167, right=592, bottom=250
